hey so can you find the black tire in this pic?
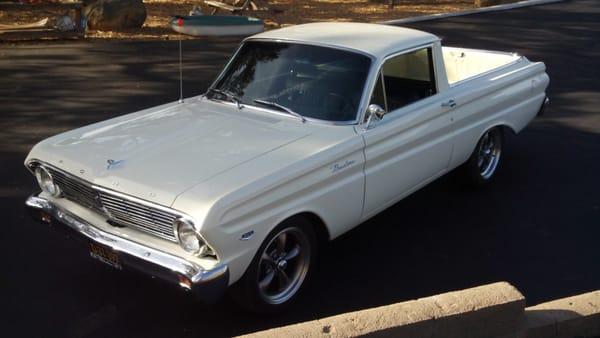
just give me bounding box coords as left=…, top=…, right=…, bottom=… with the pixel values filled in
left=230, top=217, right=318, bottom=313
left=462, top=127, right=504, bottom=187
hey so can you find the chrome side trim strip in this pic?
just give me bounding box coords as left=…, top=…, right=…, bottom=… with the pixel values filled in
left=26, top=195, right=227, bottom=283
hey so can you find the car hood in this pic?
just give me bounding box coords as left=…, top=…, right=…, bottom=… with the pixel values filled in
left=27, top=99, right=312, bottom=206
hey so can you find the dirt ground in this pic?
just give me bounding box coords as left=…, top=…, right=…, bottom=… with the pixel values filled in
left=0, top=0, right=477, bottom=40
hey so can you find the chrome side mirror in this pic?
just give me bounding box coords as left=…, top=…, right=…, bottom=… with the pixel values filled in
left=368, top=104, right=386, bottom=119
left=365, top=104, right=386, bottom=129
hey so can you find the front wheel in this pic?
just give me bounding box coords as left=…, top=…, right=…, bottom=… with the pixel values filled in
left=463, top=127, right=504, bottom=187
left=231, top=218, right=317, bottom=313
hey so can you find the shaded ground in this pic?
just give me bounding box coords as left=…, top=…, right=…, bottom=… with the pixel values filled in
left=1, top=0, right=475, bottom=40
left=1, top=0, right=599, bottom=337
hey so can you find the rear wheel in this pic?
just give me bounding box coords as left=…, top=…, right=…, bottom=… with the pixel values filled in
left=231, top=218, right=317, bottom=313
left=463, top=127, right=503, bottom=187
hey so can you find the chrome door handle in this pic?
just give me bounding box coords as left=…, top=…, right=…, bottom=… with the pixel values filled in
left=441, top=99, right=456, bottom=108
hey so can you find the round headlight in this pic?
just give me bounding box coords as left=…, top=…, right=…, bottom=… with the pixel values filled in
left=35, top=166, right=61, bottom=197
left=175, top=218, right=211, bottom=256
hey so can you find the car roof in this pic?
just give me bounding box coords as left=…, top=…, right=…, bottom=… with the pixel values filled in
left=247, top=22, right=439, bottom=58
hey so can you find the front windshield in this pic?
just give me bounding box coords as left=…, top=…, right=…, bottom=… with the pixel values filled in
left=211, top=41, right=372, bottom=122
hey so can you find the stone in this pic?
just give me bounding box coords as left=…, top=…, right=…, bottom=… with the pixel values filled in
left=84, top=0, right=146, bottom=30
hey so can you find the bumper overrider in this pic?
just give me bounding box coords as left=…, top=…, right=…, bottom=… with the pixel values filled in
left=25, top=194, right=229, bottom=303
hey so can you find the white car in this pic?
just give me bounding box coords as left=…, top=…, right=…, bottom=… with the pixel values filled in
left=25, top=23, right=549, bottom=312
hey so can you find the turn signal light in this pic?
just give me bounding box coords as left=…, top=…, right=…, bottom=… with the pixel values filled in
left=178, top=275, right=192, bottom=290
left=40, top=211, right=52, bottom=223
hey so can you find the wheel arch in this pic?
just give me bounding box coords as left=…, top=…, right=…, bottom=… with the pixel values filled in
left=468, top=123, right=512, bottom=156
left=483, top=122, right=514, bottom=137
left=498, top=123, right=517, bottom=136
left=228, top=210, right=331, bottom=284
left=279, top=211, right=331, bottom=246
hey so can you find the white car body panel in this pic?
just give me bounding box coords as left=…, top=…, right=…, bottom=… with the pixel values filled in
left=25, top=23, right=549, bottom=287
left=251, top=22, right=438, bottom=58
left=26, top=100, right=312, bottom=207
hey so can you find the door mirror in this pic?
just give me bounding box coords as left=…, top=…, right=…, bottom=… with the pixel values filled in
left=368, top=104, right=386, bottom=119
left=365, top=104, right=386, bottom=129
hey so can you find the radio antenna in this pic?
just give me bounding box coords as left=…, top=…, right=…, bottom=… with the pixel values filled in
left=178, top=39, right=184, bottom=103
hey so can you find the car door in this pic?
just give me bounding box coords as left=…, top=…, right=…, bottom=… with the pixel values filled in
left=361, top=46, right=454, bottom=218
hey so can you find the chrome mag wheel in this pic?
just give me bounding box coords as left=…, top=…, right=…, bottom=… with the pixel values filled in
left=477, top=129, right=502, bottom=180
left=256, top=227, right=310, bottom=305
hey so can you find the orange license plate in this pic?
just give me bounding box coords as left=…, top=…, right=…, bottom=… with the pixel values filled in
left=89, top=243, right=122, bottom=270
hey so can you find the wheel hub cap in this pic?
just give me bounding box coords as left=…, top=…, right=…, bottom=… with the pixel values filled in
left=256, top=227, right=311, bottom=305
left=277, top=259, right=288, bottom=270
left=477, top=130, right=502, bottom=179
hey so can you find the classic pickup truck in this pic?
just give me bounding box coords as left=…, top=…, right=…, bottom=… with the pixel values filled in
left=25, top=23, right=549, bottom=312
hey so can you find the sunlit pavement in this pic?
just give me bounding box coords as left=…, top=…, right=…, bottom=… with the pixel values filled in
left=1, top=1, right=598, bottom=337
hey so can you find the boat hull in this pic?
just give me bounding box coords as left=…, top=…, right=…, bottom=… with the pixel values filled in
left=171, top=23, right=263, bottom=36
left=170, top=16, right=264, bottom=36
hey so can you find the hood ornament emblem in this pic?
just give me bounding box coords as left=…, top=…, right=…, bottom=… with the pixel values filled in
left=106, top=159, right=125, bottom=170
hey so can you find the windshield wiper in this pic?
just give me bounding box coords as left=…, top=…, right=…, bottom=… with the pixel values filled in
left=206, top=88, right=243, bottom=109
left=253, top=99, right=306, bottom=123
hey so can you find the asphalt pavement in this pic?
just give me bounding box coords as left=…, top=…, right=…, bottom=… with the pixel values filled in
left=1, top=0, right=598, bottom=337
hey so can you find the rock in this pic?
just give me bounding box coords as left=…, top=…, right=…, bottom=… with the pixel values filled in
left=84, top=0, right=146, bottom=30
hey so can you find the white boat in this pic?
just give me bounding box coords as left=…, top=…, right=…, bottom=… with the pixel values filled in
left=170, top=15, right=264, bottom=36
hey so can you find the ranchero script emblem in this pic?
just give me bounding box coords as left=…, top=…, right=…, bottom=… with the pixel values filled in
left=106, top=159, right=125, bottom=170
left=331, top=160, right=356, bottom=174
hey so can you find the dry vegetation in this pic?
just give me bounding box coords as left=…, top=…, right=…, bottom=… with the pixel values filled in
left=1, top=0, right=475, bottom=40
left=137, top=0, right=474, bottom=40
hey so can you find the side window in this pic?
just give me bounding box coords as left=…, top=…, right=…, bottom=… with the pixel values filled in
left=380, top=48, right=436, bottom=112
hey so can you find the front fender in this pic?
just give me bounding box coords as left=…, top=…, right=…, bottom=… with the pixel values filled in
left=172, top=131, right=366, bottom=284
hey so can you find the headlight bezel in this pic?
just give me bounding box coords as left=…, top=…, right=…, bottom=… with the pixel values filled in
left=174, top=217, right=216, bottom=258
left=34, top=165, right=62, bottom=198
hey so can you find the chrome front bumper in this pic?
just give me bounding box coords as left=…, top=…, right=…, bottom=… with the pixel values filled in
left=25, top=194, right=229, bottom=302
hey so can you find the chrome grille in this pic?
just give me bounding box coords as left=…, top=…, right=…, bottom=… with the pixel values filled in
left=98, top=192, right=178, bottom=241
left=47, top=167, right=102, bottom=212
left=41, top=164, right=178, bottom=242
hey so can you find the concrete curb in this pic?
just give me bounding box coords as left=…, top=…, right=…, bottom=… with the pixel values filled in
left=237, top=284, right=600, bottom=338
left=237, top=282, right=525, bottom=338
left=524, top=290, right=600, bottom=338
left=380, top=0, right=565, bottom=25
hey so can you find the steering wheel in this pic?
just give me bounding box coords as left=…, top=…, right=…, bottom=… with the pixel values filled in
left=326, top=92, right=356, bottom=119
